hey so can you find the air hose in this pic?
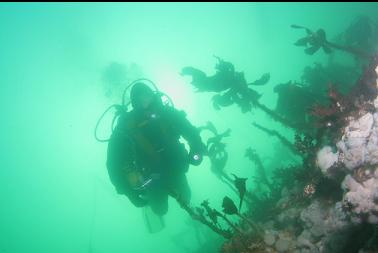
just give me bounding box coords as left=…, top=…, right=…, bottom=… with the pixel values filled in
left=94, top=78, right=174, bottom=143
left=94, top=104, right=125, bottom=142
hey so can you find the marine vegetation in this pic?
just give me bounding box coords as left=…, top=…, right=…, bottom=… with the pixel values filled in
left=292, top=24, right=372, bottom=59
left=181, top=56, right=269, bottom=113
left=175, top=22, right=378, bottom=253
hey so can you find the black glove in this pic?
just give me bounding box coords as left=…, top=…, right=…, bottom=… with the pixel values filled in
left=125, top=190, right=148, bottom=208
left=189, top=150, right=203, bottom=166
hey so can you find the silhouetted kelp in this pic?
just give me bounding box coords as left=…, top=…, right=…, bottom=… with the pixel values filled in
left=175, top=21, right=378, bottom=253
left=199, top=121, right=231, bottom=178
left=339, top=15, right=378, bottom=57
left=251, top=122, right=300, bottom=156
left=198, top=122, right=240, bottom=194
left=292, top=24, right=372, bottom=59
left=181, top=56, right=269, bottom=113
left=175, top=193, right=262, bottom=243
left=231, top=174, right=248, bottom=211
left=245, top=147, right=273, bottom=192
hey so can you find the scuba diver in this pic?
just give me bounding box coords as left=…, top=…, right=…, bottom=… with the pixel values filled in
left=106, top=82, right=206, bottom=216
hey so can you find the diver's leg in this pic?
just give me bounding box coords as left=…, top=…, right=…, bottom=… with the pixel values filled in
left=148, top=184, right=168, bottom=216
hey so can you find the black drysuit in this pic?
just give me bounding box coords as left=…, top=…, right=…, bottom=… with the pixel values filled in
left=106, top=101, right=204, bottom=216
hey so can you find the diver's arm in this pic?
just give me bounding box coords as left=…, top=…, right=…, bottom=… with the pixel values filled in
left=174, top=110, right=206, bottom=166
left=106, top=131, right=148, bottom=208
left=106, top=131, right=130, bottom=194
left=106, top=115, right=136, bottom=194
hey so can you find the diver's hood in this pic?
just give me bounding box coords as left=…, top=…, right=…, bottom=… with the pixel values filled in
left=130, top=83, right=155, bottom=108
left=129, top=82, right=166, bottom=113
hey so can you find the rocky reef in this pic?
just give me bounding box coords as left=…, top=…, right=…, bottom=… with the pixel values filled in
left=218, top=58, right=378, bottom=253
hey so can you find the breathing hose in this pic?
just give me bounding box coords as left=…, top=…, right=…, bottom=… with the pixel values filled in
left=94, top=78, right=174, bottom=143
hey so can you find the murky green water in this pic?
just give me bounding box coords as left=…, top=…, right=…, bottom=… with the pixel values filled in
left=0, top=3, right=377, bottom=253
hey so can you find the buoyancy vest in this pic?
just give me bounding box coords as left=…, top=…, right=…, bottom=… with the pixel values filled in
left=121, top=106, right=188, bottom=175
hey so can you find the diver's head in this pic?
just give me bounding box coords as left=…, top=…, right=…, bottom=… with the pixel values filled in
left=130, top=82, right=155, bottom=110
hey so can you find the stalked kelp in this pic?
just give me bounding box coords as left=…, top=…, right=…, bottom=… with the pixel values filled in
left=181, top=56, right=269, bottom=113
left=174, top=192, right=262, bottom=242
left=245, top=147, right=273, bottom=192
left=198, top=122, right=240, bottom=195
left=175, top=196, right=233, bottom=239
left=292, top=24, right=372, bottom=59
left=182, top=57, right=315, bottom=133
left=231, top=174, right=247, bottom=211
left=338, top=15, right=378, bottom=57
left=292, top=25, right=333, bottom=55
left=198, top=121, right=231, bottom=179
left=173, top=175, right=267, bottom=252
left=251, top=122, right=300, bottom=156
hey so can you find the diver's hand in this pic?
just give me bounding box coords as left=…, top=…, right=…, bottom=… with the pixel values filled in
left=189, top=151, right=203, bottom=166
left=127, top=191, right=148, bottom=208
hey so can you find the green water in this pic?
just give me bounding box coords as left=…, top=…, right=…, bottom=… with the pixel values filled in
left=0, top=2, right=377, bottom=253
